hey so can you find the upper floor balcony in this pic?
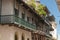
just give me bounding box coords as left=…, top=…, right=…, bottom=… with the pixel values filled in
left=0, top=15, right=36, bottom=31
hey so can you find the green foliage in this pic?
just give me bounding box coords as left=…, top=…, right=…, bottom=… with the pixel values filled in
left=29, top=2, right=36, bottom=8
left=35, top=4, right=46, bottom=16
left=26, top=0, right=36, bottom=8
left=36, top=4, right=44, bottom=10
left=26, top=0, right=47, bottom=16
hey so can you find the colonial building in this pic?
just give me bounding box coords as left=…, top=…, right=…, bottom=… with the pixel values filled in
left=46, top=15, right=57, bottom=40
left=0, top=0, right=54, bottom=40
left=56, top=0, right=60, bottom=11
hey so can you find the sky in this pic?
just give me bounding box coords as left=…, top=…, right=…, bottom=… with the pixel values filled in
left=40, top=0, right=60, bottom=40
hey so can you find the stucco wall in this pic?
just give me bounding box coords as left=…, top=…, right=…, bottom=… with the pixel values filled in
left=1, top=0, right=14, bottom=15
left=0, top=25, right=32, bottom=40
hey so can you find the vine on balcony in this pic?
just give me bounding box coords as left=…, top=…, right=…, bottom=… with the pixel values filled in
left=35, top=4, right=46, bottom=16
left=26, top=0, right=36, bottom=8
left=26, top=0, right=46, bottom=16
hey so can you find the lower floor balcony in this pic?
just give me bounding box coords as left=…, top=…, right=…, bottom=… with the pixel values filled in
left=0, top=15, right=36, bottom=31
left=34, top=30, right=52, bottom=38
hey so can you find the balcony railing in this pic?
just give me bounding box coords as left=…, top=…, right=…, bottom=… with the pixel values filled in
left=0, top=15, right=36, bottom=31
left=35, top=29, right=52, bottom=38
left=45, top=33, right=52, bottom=38
left=0, top=15, right=14, bottom=23
left=15, top=16, right=36, bottom=30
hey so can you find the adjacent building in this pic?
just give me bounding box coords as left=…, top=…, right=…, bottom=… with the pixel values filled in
left=46, top=15, right=57, bottom=40
left=56, top=0, right=60, bottom=11
left=0, top=0, right=54, bottom=40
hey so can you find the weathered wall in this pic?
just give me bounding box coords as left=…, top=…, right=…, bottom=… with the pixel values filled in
left=0, top=25, right=32, bottom=40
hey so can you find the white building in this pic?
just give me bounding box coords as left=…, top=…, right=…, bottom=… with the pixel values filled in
left=0, top=0, right=54, bottom=40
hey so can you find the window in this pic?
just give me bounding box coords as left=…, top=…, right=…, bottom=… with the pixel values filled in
left=32, top=18, right=33, bottom=24
left=32, top=37, right=34, bottom=40
left=27, top=38, right=29, bottom=40
left=22, top=34, right=24, bottom=40
left=15, top=33, right=18, bottom=40
left=46, top=30, right=47, bottom=32
left=32, top=33, right=35, bottom=40
left=35, top=21, right=37, bottom=26
left=40, top=26, right=43, bottom=31
left=22, top=13, right=25, bottom=19
left=27, top=17, right=30, bottom=22
left=40, top=36, right=41, bottom=40
left=15, top=8, right=19, bottom=16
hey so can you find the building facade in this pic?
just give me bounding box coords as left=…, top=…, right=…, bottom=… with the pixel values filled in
left=0, top=0, right=54, bottom=40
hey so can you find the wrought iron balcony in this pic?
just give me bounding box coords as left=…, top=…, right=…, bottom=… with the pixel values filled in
left=0, top=15, right=14, bottom=23
left=15, top=16, right=36, bottom=30
left=0, top=15, right=36, bottom=31
left=34, top=29, right=52, bottom=38
left=45, top=33, right=52, bottom=38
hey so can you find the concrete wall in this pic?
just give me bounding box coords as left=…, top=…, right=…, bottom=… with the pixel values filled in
left=1, top=0, right=14, bottom=15
left=0, top=24, right=32, bottom=40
